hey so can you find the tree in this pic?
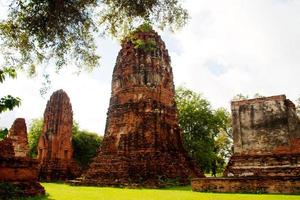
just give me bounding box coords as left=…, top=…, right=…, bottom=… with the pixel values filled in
left=0, top=68, right=21, bottom=114
left=0, top=128, right=8, bottom=141
left=253, top=93, right=265, bottom=98
left=175, top=87, right=232, bottom=173
left=0, top=1, right=188, bottom=112
left=28, top=118, right=43, bottom=158
left=213, top=108, right=233, bottom=173
left=72, top=130, right=102, bottom=168
left=232, top=93, right=249, bottom=101
left=0, top=0, right=188, bottom=73
left=28, top=118, right=102, bottom=167
left=232, top=93, right=265, bottom=101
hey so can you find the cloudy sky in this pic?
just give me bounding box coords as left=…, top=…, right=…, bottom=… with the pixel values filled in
left=1, top=0, right=300, bottom=135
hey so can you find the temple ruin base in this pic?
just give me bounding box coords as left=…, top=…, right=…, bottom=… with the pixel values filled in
left=192, top=177, right=300, bottom=194
left=76, top=151, right=202, bottom=188
left=224, top=153, right=300, bottom=177
left=39, top=159, right=81, bottom=181
left=0, top=156, right=45, bottom=198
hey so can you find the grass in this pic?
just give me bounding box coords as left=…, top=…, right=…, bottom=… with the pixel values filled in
left=24, top=182, right=300, bottom=200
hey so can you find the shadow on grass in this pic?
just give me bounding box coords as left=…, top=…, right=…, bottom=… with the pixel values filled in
left=162, top=185, right=192, bottom=191
left=23, top=194, right=53, bottom=200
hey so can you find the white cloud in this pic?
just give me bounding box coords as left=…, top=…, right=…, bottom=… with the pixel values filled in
left=170, top=0, right=300, bottom=109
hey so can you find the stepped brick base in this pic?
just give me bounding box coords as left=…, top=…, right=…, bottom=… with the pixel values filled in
left=39, top=159, right=81, bottom=181
left=192, top=177, right=300, bottom=194
left=224, top=153, right=300, bottom=177
left=79, top=151, right=202, bottom=187
left=0, top=157, right=45, bottom=198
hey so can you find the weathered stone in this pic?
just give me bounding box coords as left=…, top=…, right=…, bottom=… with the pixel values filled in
left=7, top=118, right=29, bottom=157
left=192, top=95, right=300, bottom=193
left=78, top=28, right=203, bottom=187
left=225, top=95, right=300, bottom=177
left=37, top=89, right=80, bottom=181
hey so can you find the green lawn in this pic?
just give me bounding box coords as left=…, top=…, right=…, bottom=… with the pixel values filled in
left=26, top=183, right=300, bottom=200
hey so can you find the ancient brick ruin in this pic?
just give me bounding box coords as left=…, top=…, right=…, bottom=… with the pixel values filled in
left=0, top=119, right=45, bottom=198
left=225, top=95, right=300, bottom=177
left=38, top=89, right=80, bottom=181
left=192, top=95, right=300, bottom=193
left=78, top=28, right=203, bottom=187
left=7, top=118, right=29, bottom=157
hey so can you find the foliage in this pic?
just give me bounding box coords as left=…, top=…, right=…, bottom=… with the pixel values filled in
left=0, top=0, right=188, bottom=72
left=0, top=67, right=21, bottom=114
left=0, top=182, right=21, bottom=200
left=175, top=87, right=232, bottom=173
left=121, top=23, right=157, bottom=53
left=213, top=108, right=233, bottom=173
left=99, top=0, right=189, bottom=38
left=232, top=93, right=265, bottom=101
left=0, top=95, right=21, bottom=114
left=0, top=128, right=8, bottom=141
left=23, top=182, right=300, bottom=200
left=0, top=0, right=100, bottom=73
left=132, top=37, right=157, bottom=53
left=28, top=118, right=44, bottom=158
left=232, top=93, right=249, bottom=101
left=0, top=67, right=17, bottom=82
left=253, top=93, right=265, bottom=98
left=72, top=130, right=102, bottom=168
left=134, top=23, right=154, bottom=33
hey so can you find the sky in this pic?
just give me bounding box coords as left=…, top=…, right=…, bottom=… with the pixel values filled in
left=1, top=0, right=300, bottom=135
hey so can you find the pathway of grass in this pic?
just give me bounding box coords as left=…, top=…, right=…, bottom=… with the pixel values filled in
left=25, top=183, right=300, bottom=200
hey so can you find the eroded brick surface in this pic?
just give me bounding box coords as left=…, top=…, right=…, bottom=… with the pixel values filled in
left=7, top=118, right=29, bottom=157
left=0, top=138, right=14, bottom=158
left=37, top=89, right=80, bottom=181
left=192, top=177, right=300, bottom=194
left=79, top=29, right=203, bottom=187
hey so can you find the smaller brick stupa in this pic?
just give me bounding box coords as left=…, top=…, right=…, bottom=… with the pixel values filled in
left=37, top=89, right=80, bottom=181
left=0, top=119, right=45, bottom=198
left=78, top=25, right=203, bottom=187
left=7, top=118, right=29, bottom=157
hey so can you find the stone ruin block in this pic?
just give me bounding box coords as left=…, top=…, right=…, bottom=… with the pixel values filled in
left=0, top=119, right=45, bottom=198
left=78, top=28, right=203, bottom=187
left=192, top=95, right=300, bottom=193
left=37, top=89, right=80, bottom=181
left=225, top=95, right=300, bottom=177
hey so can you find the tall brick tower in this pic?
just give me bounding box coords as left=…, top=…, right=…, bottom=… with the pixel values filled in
left=80, top=26, right=203, bottom=187
left=38, top=89, right=79, bottom=180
